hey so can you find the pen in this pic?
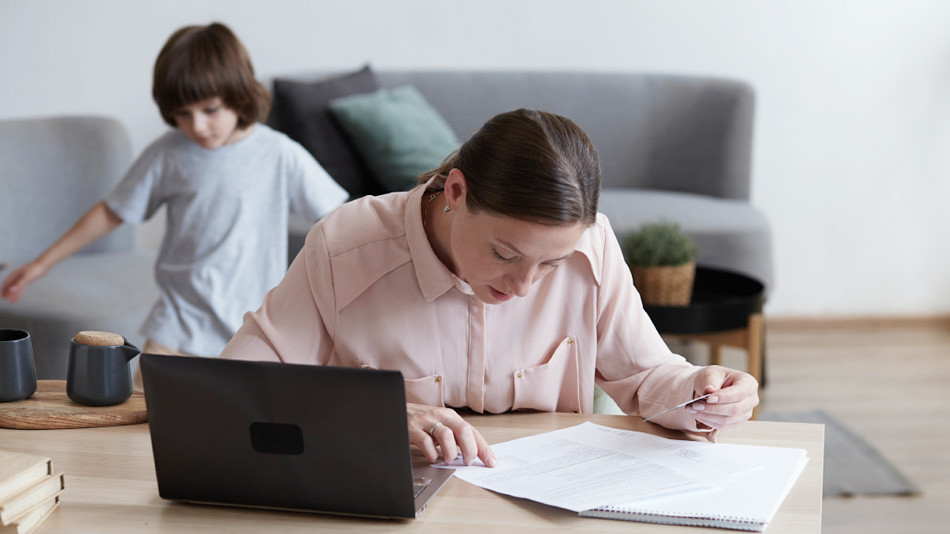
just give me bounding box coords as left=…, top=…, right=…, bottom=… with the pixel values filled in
left=642, top=392, right=714, bottom=423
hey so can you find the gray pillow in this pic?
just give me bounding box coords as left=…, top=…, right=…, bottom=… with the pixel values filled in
left=268, top=66, right=383, bottom=197
left=328, top=86, right=459, bottom=192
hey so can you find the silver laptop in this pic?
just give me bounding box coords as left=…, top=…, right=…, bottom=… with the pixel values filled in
left=140, top=353, right=452, bottom=519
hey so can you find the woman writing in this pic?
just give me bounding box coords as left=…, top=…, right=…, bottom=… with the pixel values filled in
left=220, top=109, right=759, bottom=468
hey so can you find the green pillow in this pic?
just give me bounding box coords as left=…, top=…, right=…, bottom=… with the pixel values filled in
left=328, top=86, right=459, bottom=191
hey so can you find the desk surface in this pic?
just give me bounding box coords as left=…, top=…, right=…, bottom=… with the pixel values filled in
left=0, top=413, right=823, bottom=533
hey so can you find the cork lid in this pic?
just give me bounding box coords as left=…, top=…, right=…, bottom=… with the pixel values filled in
left=73, top=330, right=125, bottom=346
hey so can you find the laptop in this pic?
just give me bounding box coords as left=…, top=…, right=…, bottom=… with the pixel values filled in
left=140, top=353, right=453, bottom=519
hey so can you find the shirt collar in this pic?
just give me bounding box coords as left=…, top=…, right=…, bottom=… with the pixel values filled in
left=571, top=214, right=605, bottom=287
left=406, top=175, right=467, bottom=301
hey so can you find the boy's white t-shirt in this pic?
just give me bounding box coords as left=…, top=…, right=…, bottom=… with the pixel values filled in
left=105, top=124, right=348, bottom=356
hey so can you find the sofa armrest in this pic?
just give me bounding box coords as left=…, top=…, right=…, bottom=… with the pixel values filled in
left=637, top=76, right=755, bottom=200
left=0, top=116, right=136, bottom=264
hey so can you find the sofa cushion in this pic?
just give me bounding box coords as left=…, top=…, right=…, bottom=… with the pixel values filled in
left=328, top=86, right=459, bottom=192
left=268, top=65, right=384, bottom=197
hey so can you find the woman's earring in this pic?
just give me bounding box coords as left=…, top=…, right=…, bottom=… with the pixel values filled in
left=443, top=205, right=451, bottom=213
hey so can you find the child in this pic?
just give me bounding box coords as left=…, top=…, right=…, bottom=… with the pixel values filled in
left=1, top=22, right=348, bottom=361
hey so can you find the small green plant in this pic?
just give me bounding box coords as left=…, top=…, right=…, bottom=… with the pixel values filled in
left=621, top=221, right=698, bottom=267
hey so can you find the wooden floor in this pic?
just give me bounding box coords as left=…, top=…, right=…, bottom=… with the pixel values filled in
left=728, top=317, right=950, bottom=534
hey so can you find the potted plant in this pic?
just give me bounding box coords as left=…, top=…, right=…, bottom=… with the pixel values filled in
left=621, top=221, right=698, bottom=306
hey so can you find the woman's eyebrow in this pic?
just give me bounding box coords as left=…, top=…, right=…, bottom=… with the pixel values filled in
left=496, top=239, right=524, bottom=256
left=497, top=239, right=574, bottom=262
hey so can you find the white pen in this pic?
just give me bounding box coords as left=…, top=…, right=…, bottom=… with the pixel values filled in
left=642, top=392, right=715, bottom=423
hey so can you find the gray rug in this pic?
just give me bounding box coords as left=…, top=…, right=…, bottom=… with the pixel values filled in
left=758, top=410, right=919, bottom=498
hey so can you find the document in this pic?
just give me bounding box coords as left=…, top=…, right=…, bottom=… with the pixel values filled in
left=450, top=422, right=757, bottom=512
left=581, top=441, right=808, bottom=531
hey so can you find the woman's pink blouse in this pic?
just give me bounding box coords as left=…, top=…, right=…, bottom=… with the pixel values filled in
left=220, top=182, right=702, bottom=430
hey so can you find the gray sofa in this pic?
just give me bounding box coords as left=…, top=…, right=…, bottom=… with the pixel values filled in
left=0, top=116, right=157, bottom=379
left=0, top=70, right=772, bottom=381
left=270, top=69, right=773, bottom=294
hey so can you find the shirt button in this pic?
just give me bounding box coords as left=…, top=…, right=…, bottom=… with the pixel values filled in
left=435, top=376, right=442, bottom=383
left=567, top=337, right=574, bottom=344
left=516, top=372, right=523, bottom=379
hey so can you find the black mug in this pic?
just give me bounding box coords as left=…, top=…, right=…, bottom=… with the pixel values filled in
left=66, top=338, right=141, bottom=406
left=0, top=328, right=37, bottom=402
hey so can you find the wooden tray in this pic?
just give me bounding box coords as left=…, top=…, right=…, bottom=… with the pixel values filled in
left=0, top=380, right=147, bottom=429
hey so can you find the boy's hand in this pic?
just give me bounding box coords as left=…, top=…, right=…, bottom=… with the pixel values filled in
left=2, top=201, right=124, bottom=303
left=1, top=261, right=48, bottom=302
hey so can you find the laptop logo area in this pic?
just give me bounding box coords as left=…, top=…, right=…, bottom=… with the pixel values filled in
left=249, top=422, right=305, bottom=455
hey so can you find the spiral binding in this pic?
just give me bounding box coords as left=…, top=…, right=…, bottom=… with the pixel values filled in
left=580, top=507, right=766, bottom=532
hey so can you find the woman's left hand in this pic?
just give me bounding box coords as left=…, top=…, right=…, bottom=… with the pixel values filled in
left=686, top=365, right=760, bottom=442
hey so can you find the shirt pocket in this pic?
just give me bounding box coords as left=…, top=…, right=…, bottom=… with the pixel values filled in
left=512, top=335, right=581, bottom=413
left=404, top=374, right=445, bottom=407
left=361, top=363, right=445, bottom=407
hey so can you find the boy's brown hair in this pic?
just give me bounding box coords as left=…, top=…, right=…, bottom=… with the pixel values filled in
left=153, top=22, right=269, bottom=128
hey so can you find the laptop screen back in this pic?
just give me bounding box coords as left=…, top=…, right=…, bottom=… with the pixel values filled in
left=141, top=354, right=419, bottom=518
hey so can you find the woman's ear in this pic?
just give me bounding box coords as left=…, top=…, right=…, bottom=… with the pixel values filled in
left=444, top=168, right=467, bottom=211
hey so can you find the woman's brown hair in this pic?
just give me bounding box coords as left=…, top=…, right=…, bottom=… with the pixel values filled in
left=420, top=109, right=601, bottom=226
left=152, top=22, right=269, bottom=128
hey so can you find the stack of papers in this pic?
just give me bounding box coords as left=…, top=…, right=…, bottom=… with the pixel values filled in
left=449, top=422, right=807, bottom=531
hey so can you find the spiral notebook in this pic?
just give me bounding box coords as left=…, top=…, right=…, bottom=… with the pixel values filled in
left=580, top=442, right=808, bottom=531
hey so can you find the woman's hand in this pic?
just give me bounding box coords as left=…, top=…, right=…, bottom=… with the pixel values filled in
left=407, top=403, right=496, bottom=468
left=686, top=365, right=760, bottom=442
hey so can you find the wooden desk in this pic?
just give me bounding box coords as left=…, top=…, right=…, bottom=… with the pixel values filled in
left=0, top=414, right=823, bottom=533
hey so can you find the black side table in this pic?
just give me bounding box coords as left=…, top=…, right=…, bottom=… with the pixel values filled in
left=643, top=266, right=766, bottom=386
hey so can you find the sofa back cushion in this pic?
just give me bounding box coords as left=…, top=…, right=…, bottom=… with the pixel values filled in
left=374, top=71, right=754, bottom=200
left=328, top=86, right=459, bottom=192
left=267, top=70, right=755, bottom=201
left=0, top=116, right=136, bottom=264
left=268, top=66, right=385, bottom=198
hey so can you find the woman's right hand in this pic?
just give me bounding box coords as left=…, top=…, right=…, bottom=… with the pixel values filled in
left=1, top=261, right=48, bottom=302
left=406, top=402, right=497, bottom=468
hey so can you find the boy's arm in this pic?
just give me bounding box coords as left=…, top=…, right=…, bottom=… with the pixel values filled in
left=1, top=201, right=124, bottom=302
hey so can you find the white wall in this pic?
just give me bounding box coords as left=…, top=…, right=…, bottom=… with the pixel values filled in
left=2, top=0, right=948, bottom=317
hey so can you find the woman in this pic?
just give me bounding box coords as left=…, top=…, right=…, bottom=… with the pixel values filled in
left=220, top=109, right=759, bottom=468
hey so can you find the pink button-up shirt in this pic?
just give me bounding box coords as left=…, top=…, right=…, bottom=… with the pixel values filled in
left=220, top=181, right=703, bottom=430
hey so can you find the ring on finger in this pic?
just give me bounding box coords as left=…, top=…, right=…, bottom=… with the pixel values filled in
left=427, top=421, right=445, bottom=436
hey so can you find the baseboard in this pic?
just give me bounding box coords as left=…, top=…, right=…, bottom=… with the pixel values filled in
left=765, top=314, right=950, bottom=331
